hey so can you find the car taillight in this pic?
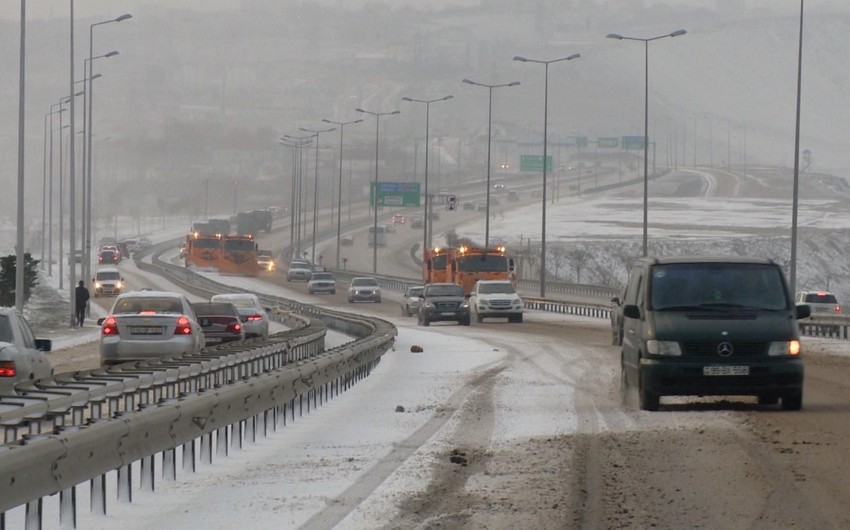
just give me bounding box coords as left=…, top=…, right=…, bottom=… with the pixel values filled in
left=227, top=322, right=242, bottom=333
left=175, top=316, right=192, bottom=335
left=102, top=316, right=118, bottom=335
left=0, top=361, right=16, bottom=378
left=247, top=314, right=263, bottom=321
left=835, top=306, right=841, bottom=314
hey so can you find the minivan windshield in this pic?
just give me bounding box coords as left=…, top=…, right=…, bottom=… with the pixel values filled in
left=650, top=263, right=788, bottom=311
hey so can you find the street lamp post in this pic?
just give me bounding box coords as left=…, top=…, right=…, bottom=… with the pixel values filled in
left=47, top=104, right=65, bottom=278
left=83, top=50, right=118, bottom=289
left=461, top=79, right=519, bottom=248
left=299, top=126, right=336, bottom=265
left=790, top=0, right=805, bottom=295
left=322, top=118, right=362, bottom=270
left=356, top=107, right=400, bottom=274
left=607, top=29, right=686, bottom=257
left=513, top=53, right=580, bottom=297
left=401, top=95, right=452, bottom=255
left=14, top=0, right=26, bottom=312
left=282, top=135, right=314, bottom=256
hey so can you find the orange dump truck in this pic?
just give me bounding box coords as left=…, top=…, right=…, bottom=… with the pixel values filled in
left=423, top=245, right=515, bottom=293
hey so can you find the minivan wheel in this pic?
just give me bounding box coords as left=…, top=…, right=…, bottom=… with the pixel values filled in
left=781, top=392, right=803, bottom=411
left=638, top=368, right=659, bottom=411
left=757, top=395, right=779, bottom=406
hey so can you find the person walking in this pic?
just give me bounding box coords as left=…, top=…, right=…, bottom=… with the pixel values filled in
left=75, top=280, right=90, bottom=327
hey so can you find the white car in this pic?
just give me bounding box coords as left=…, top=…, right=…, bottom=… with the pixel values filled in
left=0, top=309, right=53, bottom=391
left=210, top=293, right=270, bottom=340
left=98, top=290, right=206, bottom=366
left=468, top=280, right=523, bottom=323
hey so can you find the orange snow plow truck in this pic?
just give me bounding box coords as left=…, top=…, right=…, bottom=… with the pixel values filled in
left=423, top=245, right=515, bottom=293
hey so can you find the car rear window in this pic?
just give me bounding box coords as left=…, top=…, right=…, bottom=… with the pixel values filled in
left=192, top=303, right=237, bottom=316
left=114, top=297, right=183, bottom=314
left=804, top=293, right=838, bottom=304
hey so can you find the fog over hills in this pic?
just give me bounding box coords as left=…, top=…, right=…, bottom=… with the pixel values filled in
left=1, top=2, right=849, bottom=258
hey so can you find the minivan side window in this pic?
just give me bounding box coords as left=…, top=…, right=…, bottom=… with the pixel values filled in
left=624, top=267, right=643, bottom=306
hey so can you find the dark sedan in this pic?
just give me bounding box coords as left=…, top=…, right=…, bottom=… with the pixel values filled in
left=190, top=302, right=245, bottom=347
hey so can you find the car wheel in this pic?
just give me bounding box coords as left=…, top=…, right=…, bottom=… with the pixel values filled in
left=348, top=297, right=353, bottom=303
left=401, top=306, right=407, bottom=316
left=781, top=392, right=803, bottom=411
left=421, top=313, right=430, bottom=326
left=331, top=290, right=336, bottom=295
left=375, top=297, right=381, bottom=303
left=475, top=311, right=483, bottom=323
left=460, top=318, right=470, bottom=326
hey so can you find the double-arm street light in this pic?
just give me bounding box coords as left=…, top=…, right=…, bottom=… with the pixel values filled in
left=513, top=53, right=581, bottom=297
left=401, top=95, right=453, bottom=255
left=607, top=29, right=686, bottom=257
left=299, top=126, right=336, bottom=265
left=322, top=118, right=362, bottom=270
left=461, top=79, right=519, bottom=248
left=356, top=107, right=400, bottom=274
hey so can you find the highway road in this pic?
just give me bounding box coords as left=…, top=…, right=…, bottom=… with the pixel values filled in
left=28, top=166, right=850, bottom=529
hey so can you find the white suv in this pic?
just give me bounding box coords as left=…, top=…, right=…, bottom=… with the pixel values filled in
left=469, top=280, right=523, bottom=323
left=795, top=290, right=840, bottom=317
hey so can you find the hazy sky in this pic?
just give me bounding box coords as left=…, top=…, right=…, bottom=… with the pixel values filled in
left=2, top=0, right=849, bottom=21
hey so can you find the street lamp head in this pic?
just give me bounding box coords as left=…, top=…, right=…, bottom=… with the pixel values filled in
left=461, top=78, right=476, bottom=86
left=507, top=81, right=521, bottom=87
left=115, top=13, right=133, bottom=22
left=606, top=33, right=624, bottom=40
left=441, top=95, right=454, bottom=101
left=512, top=55, right=528, bottom=62
left=355, top=108, right=367, bottom=114
left=104, top=50, right=119, bottom=58
left=90, top=73, right=102, bottom=81
left=401, top=97, right=414, bottom=102
left=565, top=53, right=581, bottom=61
left=670, top=29, right=687, bottom=38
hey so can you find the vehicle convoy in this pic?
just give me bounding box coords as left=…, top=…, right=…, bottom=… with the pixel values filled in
left=468, top=280, right=523, bottom=323
left=98, top=290, right=206, bottom=366
left=619, top=256, right=810, bottom=411
left=236, top=209, right=273, bottom=236
left=92, top=266, right=124, bottom=297
left=423, top=245, right=515, bottom=294
left=0, top=309, right=53, bottom=391
left=418, top=282, right=470, bottom=326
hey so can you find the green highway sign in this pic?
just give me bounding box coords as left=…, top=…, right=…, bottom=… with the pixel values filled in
left=622, top=136, right=647, bottom=150
left=597, top=137, right=620, bottom=148
left=370, top=182, right=421, bottom=207
left=520, top=154, right=554, bottom=172
left=576, top=136, right=588, bottom=148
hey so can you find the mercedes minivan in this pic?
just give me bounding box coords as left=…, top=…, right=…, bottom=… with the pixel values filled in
left=620, top=256, right=810, bottom=411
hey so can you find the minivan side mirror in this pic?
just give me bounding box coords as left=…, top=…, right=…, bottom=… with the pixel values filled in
left=795, top=304, right=811, bottom=320
left=610, top=296, right=620, bottom=305
left=623, top=304, right=641, bottom=319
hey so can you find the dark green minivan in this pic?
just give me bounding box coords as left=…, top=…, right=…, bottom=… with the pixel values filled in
left=620, top=256, right=810, bottom=411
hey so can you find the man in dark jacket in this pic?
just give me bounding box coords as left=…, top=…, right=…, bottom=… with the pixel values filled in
left=75, top=280, right=90, bottom=327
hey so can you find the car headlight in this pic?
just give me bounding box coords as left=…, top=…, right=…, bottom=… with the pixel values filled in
left=646, top=340, right=682, bottom=356
left=95, top=282, right=102, bottom=288
left=461, top=302, right=469, bottom=309
left=769, top=340, right=801, bottom=357
left=116, top=281, right=123, bottom=289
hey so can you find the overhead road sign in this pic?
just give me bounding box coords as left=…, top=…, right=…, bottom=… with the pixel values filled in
left=597, top=137, right=620, bottom=148
left=622, top=136, right=647, bottom=150
left=520, top=154, right=554, bottom=172
left=370, top=182, right=421, bottom=207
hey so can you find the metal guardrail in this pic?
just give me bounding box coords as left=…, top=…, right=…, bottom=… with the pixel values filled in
left=0, top=239, right=397, bottom=525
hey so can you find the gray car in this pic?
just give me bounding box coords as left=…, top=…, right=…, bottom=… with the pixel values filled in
left=287, top=261, right=313, bottom=282
left=210, top=293, right=270, bottom=340
left=98, top=290, right=206, bottom=366
left=348, top=277, right=381, bottom=303
left=308, top=272, right=337, bottom=294
left=0, top=309, right=53, bottom=391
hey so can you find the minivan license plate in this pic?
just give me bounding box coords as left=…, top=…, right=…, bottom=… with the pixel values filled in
left=703, top=365, right=749, bottom=376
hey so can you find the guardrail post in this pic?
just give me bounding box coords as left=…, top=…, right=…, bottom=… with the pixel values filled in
left=140, top=456, right=155, bottom=492
left=216, top=427, right=228, bottom=458
left=163, top=448, right=176, bottom=481
left=91, top=475, right=107, bottom=515
left=232, top=421, right=243, bottom=450
left=182, top=441, right=195, bottom=473
left=59, top=487, right=76, bottom=529
left=24, top=498, right=41, bottom=530
left=117, top=465, right=132, bottom=503
left=200, top=433, right=212, bottom=465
